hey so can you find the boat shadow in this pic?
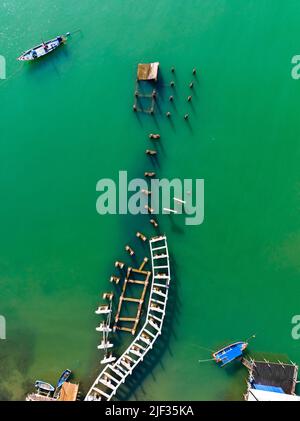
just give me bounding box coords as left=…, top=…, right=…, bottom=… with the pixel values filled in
left=25, top=46, right=70, bottom=78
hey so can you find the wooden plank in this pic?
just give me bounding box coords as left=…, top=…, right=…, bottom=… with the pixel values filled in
left=131, top=268, right=150, bottom=276
left=116, top=326, right=133, bottom=333
left=128, top=279, right=147, bottom=285
left=118, top=317, right=137, bottom=322
left=123, top=297, right=141, bottom=303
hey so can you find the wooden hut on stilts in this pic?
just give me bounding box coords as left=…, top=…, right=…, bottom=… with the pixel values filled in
left=133, top=62, right=160, bottom=114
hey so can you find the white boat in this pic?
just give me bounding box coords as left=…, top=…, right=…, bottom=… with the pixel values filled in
left=35, top=380, right=55, bottom=393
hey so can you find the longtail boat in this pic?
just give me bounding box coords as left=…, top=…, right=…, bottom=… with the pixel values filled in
left=17, top=33, right=70, bottom=61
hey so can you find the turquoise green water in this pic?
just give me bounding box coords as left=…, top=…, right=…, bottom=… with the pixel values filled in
left=1, top=0, right=300, bottom=400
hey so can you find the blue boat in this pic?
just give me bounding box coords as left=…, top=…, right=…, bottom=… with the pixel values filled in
left=56, top=369, right=72, bottom=389
left=213, top=341, right=248, bottom=367
left=35, top=380, right=55, bottom=393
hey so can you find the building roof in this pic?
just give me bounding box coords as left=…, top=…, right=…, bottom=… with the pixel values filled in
left=58, top=382, right=79, bottom=401
left=137, top=62, right=159, bottom=81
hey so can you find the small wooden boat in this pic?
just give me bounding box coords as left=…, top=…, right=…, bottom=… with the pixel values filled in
left=17, top=33, right=70, bottom=61
left=213, top=341, right=248, bottom=367
left=56, top=369, right=71, bottom=389
left=35, top=380, right=55, bottom=392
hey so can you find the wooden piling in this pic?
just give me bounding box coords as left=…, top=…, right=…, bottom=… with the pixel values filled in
left=149, top=133, right=160, bottom=140
left=115, top=261, right=125, bottom=269
left=146, top=149, right=157, bottom=156
left=144, top=172, right=156, bottom=178
left=125, top=245, right=135, bottom=256
left=110, top=276, right=120, bottom=284
left=136, top=231, right=147, bottom=241
left=103, top=292, right=114, bottom=300
left=144, top=205, right=154, bottom=214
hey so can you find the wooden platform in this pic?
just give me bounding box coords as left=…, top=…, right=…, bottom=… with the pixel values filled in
left=58, top=382, right=79, bottom=401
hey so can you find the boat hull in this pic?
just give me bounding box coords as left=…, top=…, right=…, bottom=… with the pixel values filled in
left=56, top=369, right=72, bottom=389
left=35, top=380, right=55, bottom=392
left=213, top=341, right=248, bottom=367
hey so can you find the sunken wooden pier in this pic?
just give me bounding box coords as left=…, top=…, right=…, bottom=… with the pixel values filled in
left=84, top=235, right=170, bottom=401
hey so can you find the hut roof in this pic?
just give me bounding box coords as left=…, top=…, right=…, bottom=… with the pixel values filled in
left=137, top=62, right=159, bottom=81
